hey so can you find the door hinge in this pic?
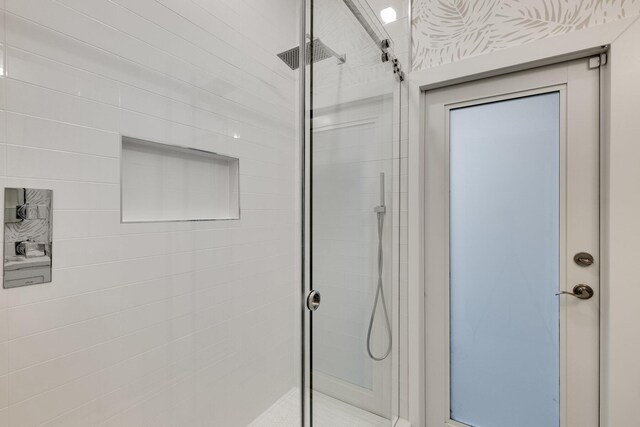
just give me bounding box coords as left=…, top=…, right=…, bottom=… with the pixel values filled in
left=589, top=53, right=608, bottom=69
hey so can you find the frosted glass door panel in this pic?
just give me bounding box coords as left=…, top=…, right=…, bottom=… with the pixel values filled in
left=449, top=93, right=560, bottom=427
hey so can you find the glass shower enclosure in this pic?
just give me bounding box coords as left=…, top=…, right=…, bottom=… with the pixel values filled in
left=301, top=0, right=407, bottom=425
left=0, top=0, right=404, bottom=424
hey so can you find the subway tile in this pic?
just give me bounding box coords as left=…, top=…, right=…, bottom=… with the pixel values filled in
left=5, top=80, right=119, bottom=132
left=5, top=12, right=294, bottom=131
left=5, top=113, right=120, bottom=158
left=6, top=0, right=292, bottom=119
left=6, top=46, right=120, bottom=106
left=0, top=111, right=5, bottom=144
left=0, top=144, right=6, bottom=177
left=8, top=313, right=123, bottom=371
left=0, top=376, right=7, bottom=410
left=0, top=0, right=300, bottom=424
left=7, top=287, right=123, bottom=339
left=2, top=177, right=119, bottom=211
left=5, top=145, right=119, bottom=183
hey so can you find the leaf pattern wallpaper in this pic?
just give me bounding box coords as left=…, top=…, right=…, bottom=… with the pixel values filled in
left=412, top=0, right=640, bottom=70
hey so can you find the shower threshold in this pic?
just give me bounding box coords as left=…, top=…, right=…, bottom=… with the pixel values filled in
left=249, top=388, right=390, bottom=427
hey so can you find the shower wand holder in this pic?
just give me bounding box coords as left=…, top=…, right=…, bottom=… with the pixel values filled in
left=374, top=205, right=386, bottom=214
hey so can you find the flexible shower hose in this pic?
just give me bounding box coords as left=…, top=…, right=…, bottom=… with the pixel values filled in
left=366, top=206, right=392, bottom=361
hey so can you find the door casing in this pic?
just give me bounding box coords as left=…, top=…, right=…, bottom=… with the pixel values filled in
left=423, top=59, right=601, bottom=427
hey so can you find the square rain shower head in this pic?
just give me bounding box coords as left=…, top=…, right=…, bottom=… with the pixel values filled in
left=277, top=38, right=346, bottom=70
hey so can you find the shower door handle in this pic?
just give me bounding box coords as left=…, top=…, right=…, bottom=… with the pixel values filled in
left=306, top=290, right=321, bottom=311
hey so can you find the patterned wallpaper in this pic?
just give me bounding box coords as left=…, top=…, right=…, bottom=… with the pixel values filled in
left=411, top=0, right=640, bottom=70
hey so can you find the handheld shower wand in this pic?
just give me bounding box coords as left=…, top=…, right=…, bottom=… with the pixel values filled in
left=366, top=172, right=392, bottom=361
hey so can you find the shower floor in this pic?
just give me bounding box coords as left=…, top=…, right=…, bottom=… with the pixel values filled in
left=249, top=388, right=390, bottom=427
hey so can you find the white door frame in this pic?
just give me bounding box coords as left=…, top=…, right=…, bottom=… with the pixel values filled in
left=423, top=59, right=600, bottom=427
left=405, top=15, right=640, bottom=427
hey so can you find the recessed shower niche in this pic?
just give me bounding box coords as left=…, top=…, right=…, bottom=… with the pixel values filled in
left=121, top=137, right=240, bottom=222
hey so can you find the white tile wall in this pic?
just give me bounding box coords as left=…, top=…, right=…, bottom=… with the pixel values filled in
left=0, top=0, right=299, bottom=426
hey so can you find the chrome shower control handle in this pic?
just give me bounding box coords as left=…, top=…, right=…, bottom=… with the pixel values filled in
left=556, top=284, right=594, bottom=300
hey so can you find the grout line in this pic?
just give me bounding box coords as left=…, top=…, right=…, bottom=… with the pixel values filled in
left=2, top=78, right=294, bottom=161
left=9, top=290, right=296, bottom=413
left=4, top=247, right=294, bottom=311
left=5, top=6, right=292, bottom=123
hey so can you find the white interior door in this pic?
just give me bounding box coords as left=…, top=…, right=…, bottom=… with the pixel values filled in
left=424, top=58, right=600, bottom=427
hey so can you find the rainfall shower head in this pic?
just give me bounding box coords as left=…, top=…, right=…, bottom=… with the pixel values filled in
left=277, top=37, right=346, bottom=70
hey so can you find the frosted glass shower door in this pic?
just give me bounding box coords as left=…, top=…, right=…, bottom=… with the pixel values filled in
left=424, top=59, right=600, bottom=427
